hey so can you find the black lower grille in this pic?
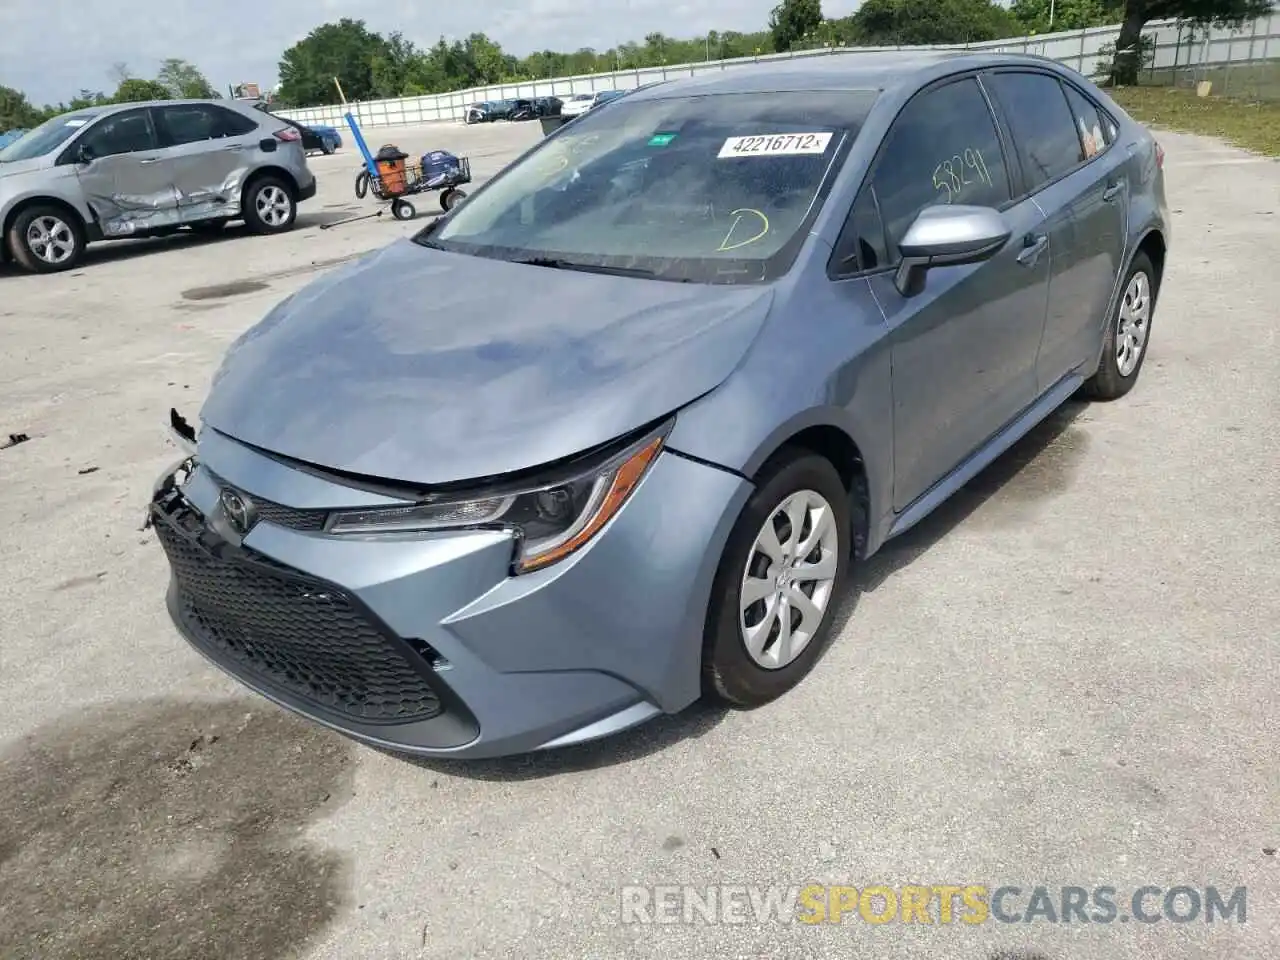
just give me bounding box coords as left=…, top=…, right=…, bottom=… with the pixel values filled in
left=153, top=498, right=442, bottom=724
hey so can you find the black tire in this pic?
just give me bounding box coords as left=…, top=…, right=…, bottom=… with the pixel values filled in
left=6, top=203, right=86, bottom=274
left=321, top=140, right=335, bottom=155
left=440, top=188, right=467, bottom=212
left=189, top=218, right=228, bottom=235
left=702, top=451, right=851, bottom=708
left=354, top=170, right=370, bottom=199
left=242, top=176, right=297, bottom=235
left=1083, top=251, right=1159, bottom=401
left=391, top=198, right=417, bottom=221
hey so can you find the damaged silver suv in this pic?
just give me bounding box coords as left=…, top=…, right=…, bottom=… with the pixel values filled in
left=0, top=98, right=317, bottom=273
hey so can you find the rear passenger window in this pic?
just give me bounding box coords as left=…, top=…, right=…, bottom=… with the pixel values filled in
left=1062, top=84, right=1110, bottom=160
left=159, top=104, right=256, bottom=146
left=986, top=72, right=1085, bottom=189
left=865, top=78, right=1011, bottom=262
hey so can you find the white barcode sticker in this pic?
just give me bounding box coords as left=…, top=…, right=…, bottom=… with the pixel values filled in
left=718, top=132, right=832, bottom=158
left=65, top=119, right=87, bottom=127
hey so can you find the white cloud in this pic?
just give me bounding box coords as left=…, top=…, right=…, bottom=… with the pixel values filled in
left=1, top=0, right=859, bottom=106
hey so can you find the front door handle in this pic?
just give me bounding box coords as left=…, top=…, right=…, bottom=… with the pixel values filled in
left=1102, top=180, right=1123, bottom=202
left=1016, top=233, right=1048, bottom=267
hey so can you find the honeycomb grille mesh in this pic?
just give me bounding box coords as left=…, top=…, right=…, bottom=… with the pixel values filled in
left=155, top=505, right=442, bottom=724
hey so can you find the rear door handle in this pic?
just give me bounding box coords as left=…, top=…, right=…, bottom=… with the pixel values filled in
left=1016, top=233, right=1048, bottom=267
left=1102, top=180, right=1124, bottom=202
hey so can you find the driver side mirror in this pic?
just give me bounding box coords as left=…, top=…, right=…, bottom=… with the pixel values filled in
left=893, top=205, right=1011, bottom=297
left=75, top=142, right=96, bottom=165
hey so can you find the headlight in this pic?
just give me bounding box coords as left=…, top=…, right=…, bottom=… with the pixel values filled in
left=326, top=423, right=669, bottom=574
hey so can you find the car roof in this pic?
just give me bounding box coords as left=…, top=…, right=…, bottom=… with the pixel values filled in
left=625, top=50, right=1075, bottom=100
left=52, top=98, right=258, bottom=120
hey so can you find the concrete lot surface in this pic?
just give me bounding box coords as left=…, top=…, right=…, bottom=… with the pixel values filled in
left=0, top=120, right=1277, bottom=960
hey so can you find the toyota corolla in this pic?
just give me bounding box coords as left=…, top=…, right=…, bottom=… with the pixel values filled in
left=149, top=51, right=1169, bottom=759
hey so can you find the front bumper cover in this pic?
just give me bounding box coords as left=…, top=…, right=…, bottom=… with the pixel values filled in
left=148, top=430, right=751, bottom=759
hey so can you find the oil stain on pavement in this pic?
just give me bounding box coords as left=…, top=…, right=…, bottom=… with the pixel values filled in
left=0, top=698, right=355, bottom=960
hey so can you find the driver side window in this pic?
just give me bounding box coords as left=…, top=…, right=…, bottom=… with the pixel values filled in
left=77, top=109, right=157, bottom=159
left=869, top=78, right=1011, bottom=264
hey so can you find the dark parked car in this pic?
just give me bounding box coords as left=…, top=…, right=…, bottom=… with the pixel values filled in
left=150, top=51, right=1168, bottom=759
left=534, top=96, right=563, bottom=117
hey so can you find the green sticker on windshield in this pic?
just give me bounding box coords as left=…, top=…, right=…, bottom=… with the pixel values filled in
left=647, top=132, right=677, bottom=147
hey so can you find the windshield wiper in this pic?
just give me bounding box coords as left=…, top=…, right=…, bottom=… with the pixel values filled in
left=511, top=257, right=657, bottom=279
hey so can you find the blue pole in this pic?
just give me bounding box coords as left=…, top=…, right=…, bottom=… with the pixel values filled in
left=344, top=111, right=377, bottom=176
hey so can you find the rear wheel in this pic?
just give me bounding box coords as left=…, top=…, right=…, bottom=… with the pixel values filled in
left=6, top=204, right=85, bottom=273
left=243, top=176, right=297, bottom=235
left=703, top=452, right=850, bottom=708
left=321, top=140, right=335, bottom=155
left=1083, top=250, right=1158, bottom=401
left=440, top=188, right=467, bottom=212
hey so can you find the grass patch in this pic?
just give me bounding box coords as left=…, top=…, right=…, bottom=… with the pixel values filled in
left=1108, top=86, right=1280, bottom=157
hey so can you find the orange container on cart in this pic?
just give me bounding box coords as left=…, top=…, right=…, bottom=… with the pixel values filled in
left=375, top=144, right=410, bottom=196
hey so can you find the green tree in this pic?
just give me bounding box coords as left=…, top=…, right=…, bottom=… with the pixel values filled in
left=769, top=0, right=825, bottom=51
left=113, top=78, right=174, bottom=102
left=850, top=0, right=1020, bottom=44
left=156, top=58, right=219, bottom=99
left=277, top=18, right=392, bottom=106
left=1, top=85, right=46, bottom=130
left=68, top=89, right=112, bottom=110
left=1110, top=0, right=1272, bottom=83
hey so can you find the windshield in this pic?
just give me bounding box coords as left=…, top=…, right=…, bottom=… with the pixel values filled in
left=420, top=90, right=877, bottom=284
left=0, top=112, right=99, bottom=163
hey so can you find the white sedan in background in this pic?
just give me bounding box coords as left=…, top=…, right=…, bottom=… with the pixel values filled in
left=559, top=90, right=628, bottom=119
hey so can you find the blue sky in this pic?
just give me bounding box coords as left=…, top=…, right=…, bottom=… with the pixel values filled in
left=3, top=0, right=860, bottom=106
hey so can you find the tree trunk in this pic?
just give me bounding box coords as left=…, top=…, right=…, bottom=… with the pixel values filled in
left=1112, top=3, right=1149, bottom=86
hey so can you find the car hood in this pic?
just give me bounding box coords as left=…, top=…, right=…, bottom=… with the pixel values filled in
left=0, top=157, right=50, bottom=179
left=199, top=239, right=774, bottom=486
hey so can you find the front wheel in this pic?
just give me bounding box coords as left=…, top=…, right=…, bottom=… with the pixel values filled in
left=6, top=204, right=85, bottom=274
left=702, top=452, right=850, bottom=708
left=1083, top=250, right=1158, bottom=401
left=243, top=177, right=297, bottom=235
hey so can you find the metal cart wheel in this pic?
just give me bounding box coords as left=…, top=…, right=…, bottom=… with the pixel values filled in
left=440, top=188, right=467, bottom=212
left=391, top=198, right=417, bottom=221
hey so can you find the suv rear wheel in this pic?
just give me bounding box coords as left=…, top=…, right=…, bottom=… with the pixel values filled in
left=243, top=176, right=297, bottom=234
left=7, top=204, right=86, bottom=273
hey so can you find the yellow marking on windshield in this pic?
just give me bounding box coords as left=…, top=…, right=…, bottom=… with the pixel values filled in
left=717, top=208, right=770, bottom=251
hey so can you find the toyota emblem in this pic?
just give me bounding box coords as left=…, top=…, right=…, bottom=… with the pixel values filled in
left=219, top=488, right=256, bottom=535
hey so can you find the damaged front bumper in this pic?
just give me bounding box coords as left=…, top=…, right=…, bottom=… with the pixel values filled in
left=146, top=417, right=751, bottom=759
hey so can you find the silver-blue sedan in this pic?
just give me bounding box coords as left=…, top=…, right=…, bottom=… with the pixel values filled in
left=149, top=50, right=1170, bottom=759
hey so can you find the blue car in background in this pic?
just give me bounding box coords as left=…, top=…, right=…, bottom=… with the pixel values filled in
left=251, top=105, right=341, bottom=155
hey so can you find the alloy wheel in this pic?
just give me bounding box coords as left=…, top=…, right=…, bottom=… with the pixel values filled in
left=25, top=216, right=77, bottom=265
left=255, top=185, right=293, bottom=227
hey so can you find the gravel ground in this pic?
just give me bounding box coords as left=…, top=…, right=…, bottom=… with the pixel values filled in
left=0, top=120, right=1276, bottom=960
